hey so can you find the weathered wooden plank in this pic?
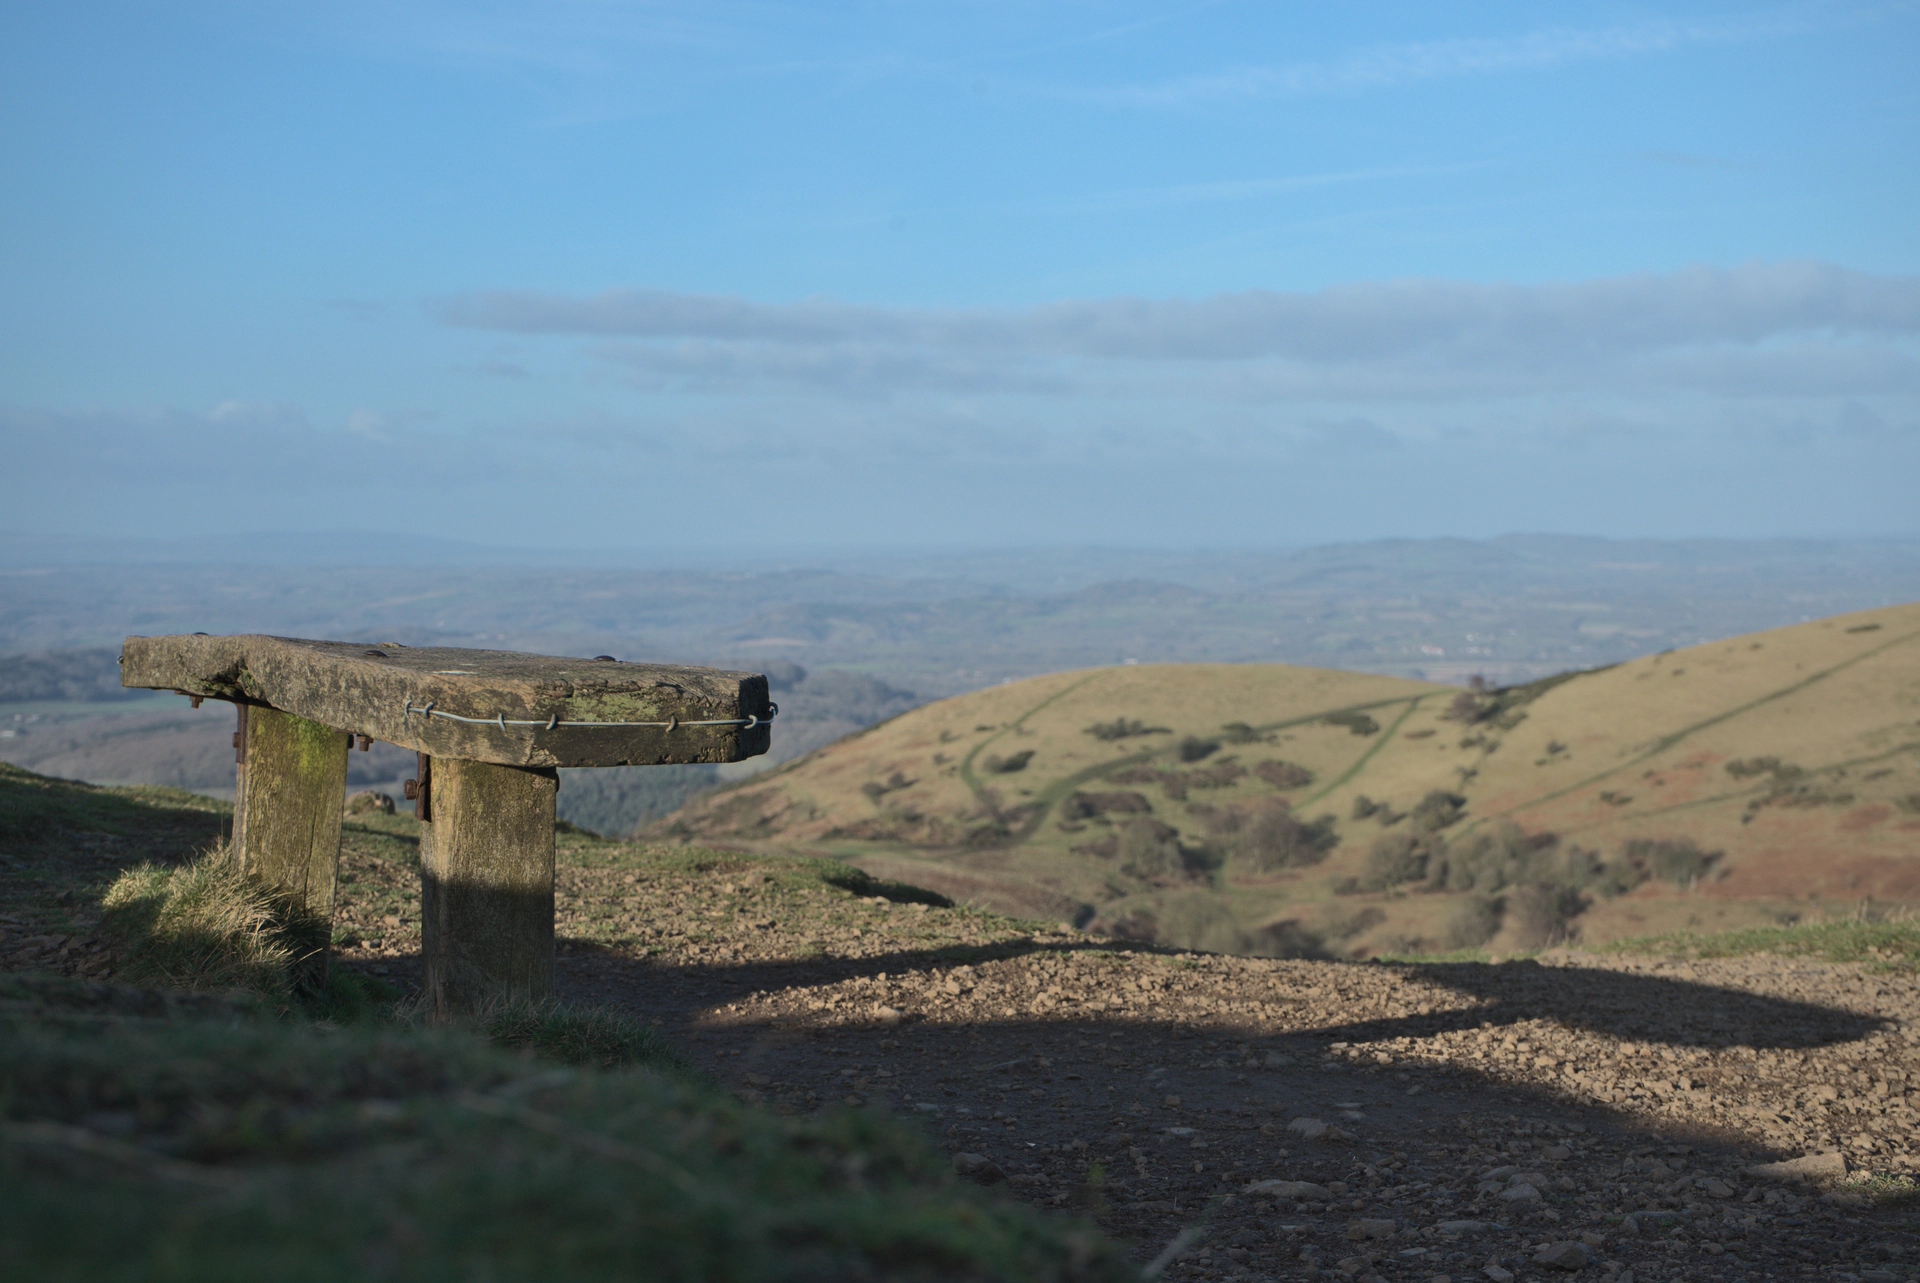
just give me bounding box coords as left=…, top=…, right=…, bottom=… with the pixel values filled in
left=232, top=704, right=349, bottom=988
left=119, top=634, right=772, bottom=768
left=419, top=757, right=557, bottom=1014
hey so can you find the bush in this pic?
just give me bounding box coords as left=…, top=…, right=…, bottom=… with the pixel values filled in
left=1219, top=722, right=1262, bottom=744
left=1360, top=833, right=1432, bottom=891
left=1176, top=736, right=1219, bottom=763
left=1350, top=795, right=1381, bottom=821
left=1253, top=760, right=1313, bottom=790
left=1408, top=790, right=1467, bottom=832
left=981, top=750, right=1034, bottom=774
left=1440, top=896, right=1501, bottom=949
left=1083, top=718, right=1168, bottom=741
left=1321, top=711, right=1380, bottom=736
left=1116, top=818, right=1185, bottom=880
left=1058, top=791, right=1152, bottom=821
left=1622, top=836, right=1721, bottom=886
left=1502, top=882, right=1587, bottom=950
left=1233, top=801, right=1339, bottom=874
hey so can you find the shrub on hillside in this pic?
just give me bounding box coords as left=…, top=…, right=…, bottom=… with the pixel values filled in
left=1622, top=836, right=1721, bottom=886
left=1233, top=801, right=1339, bottom=874
left=1408, top=790, right=1467, bottom=832
left=1359, top=833, right=1435, bottom=891
left=1253, top=760, right=1313, bottom=790
left=1440, top=895, right=1502, bottom=949
left=1058, top=791, right=1153, bottom=821
left=981, top=750, right=1034, bottom=774
left=1176, top=736, right=1219, bottom=763
left=1502, top=882, right=1587, bottom=950
left=1083, top=718, right=1168, bottom=741
left=1219, top=722, right=1262, bottom=744
left=1321, top=711, right=1380, bottom=736
left=1116, top=818, right=1186, bottom=880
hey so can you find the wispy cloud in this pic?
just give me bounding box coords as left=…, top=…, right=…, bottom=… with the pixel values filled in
left=435, top=261, right=1920, bottom=403
left=1076, top=6, right=1833, bottom=106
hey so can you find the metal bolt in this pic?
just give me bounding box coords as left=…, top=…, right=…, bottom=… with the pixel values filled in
left=403, top=779, right=419, bottom=800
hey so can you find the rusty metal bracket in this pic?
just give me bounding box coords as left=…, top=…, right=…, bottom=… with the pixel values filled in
left=403, top=752, right=432, bottom=822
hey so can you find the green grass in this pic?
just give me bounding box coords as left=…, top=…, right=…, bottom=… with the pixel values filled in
left=0, top=974, right=1131, bottom=1282
left=1594, top=917, right=1920, bottom=968
left=479, top=1000, right=683, bottom=1072
left=1831, top=1171, right=1920, bottom=1210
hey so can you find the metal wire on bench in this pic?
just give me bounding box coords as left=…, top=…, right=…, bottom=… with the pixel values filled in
left=402, top=701, right=777, bottom=731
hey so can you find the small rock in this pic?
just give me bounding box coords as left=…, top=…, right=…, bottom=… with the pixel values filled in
left=1245, top=1179, right=1333, bottom=1201
left=1496, top=1183, right=1542, bottom=1204
left=1288, top=1117, right=1329, bottom=1139
left=1347, top=1218, right=1397, bottom=1241
left=1483, top=1266, right=1515, bottom=1283
left=1433, top=1221, right=1494, bottom=1235
left=1481, top=1165, right=1520, bottom=1181
left=1743, top=1151, right=1846, bottom=1183
left=1542, top=1145, right=1571, bottom=1161
left=952, top=1152, right=1006, bottom=1185
left=1534, top=1241, right=1590, bottom=1270
left=1698, top=1177, right=1736, bottom=1198
left=1263, top=1051, right=1295, bottom=1067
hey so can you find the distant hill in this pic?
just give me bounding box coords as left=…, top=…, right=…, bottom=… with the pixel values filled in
left=652, top=603, right=1920, bottom=957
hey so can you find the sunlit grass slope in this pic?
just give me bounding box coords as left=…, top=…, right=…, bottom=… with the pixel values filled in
left=655, top=603, right=1920, bottom=957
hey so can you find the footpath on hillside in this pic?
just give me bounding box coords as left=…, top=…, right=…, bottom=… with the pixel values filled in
left=5, top=781, right=1919, bottom=1283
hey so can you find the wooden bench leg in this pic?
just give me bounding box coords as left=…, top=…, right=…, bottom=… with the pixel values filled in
left=419, top=757, right=557, bottom=1016
left=232, top=704, right=350, bottom=988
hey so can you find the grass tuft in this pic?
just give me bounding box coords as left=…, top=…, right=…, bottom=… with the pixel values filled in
left=481, top=1000, right=682, bottom=1071
left=1831, top=1171, right=1920, bottom=1209
left=98, top=845, right=329, bottom=1004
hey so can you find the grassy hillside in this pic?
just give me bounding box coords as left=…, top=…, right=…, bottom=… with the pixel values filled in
left=653, top=603, right=1920, bottom=958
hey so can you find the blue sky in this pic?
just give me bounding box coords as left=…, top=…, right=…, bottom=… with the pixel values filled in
left=2, top=1, right=1917, bottom=551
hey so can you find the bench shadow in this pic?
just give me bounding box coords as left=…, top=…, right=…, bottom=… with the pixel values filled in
left=548, top=936, right=1885, bottom=1053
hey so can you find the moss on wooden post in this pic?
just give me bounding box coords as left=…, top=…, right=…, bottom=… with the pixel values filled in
left=420, top=757, right=558, bottom=1015
left=233, top=704, right=351, bottom=987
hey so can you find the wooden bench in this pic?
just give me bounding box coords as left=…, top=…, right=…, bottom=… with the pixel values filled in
left=120, top=634, right=773, bottom=1014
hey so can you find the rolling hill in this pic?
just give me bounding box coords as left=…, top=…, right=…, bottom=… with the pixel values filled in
left=652, top=603, right=1920, bottom=957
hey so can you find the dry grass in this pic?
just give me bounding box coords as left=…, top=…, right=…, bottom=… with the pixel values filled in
left=99, top=844, right=327, bottom=1004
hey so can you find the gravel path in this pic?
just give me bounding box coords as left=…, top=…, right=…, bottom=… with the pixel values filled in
left=530, top=855, right=1920, bottom=1283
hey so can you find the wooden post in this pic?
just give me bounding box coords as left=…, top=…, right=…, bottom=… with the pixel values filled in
left=420, top=756, right=558, bottom=1016
left=233, top=703, right=351, bottom=987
